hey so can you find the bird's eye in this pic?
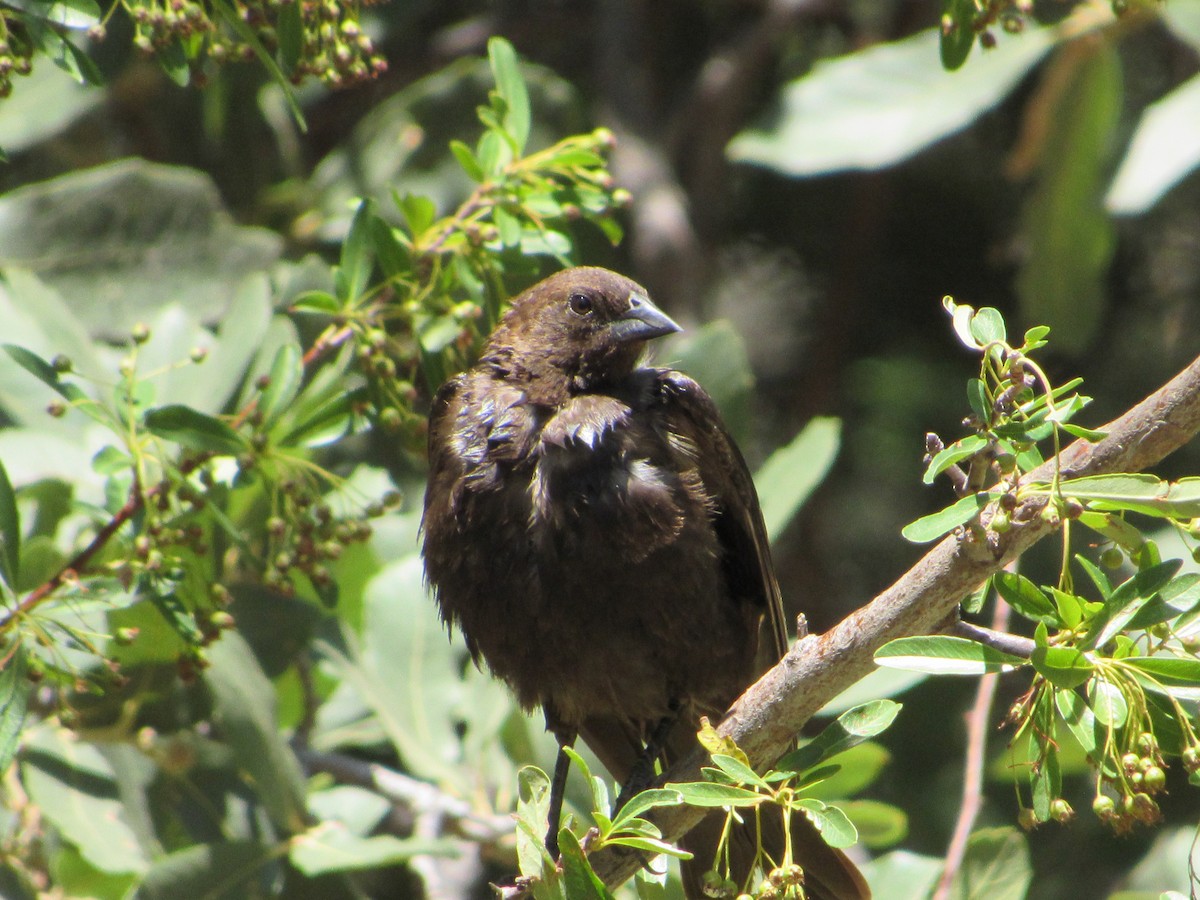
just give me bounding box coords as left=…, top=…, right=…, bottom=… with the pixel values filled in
left=568, top=292, right=594, bottom=316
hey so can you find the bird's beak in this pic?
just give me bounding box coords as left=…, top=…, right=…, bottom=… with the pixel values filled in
left=609, top=292, right=682, bottom=343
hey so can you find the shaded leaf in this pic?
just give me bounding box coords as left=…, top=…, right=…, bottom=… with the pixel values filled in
left=143, top=404, right=246, bottom=455
left=0, top=160, right=281, bottom=337
left=1016, top=45, right=1120, bottom=354
left=1107, top=74, right=1200, bottom=215
left=22, top=727, right=147, bottom=875
left=136, top=841, right=274, bottom=900
left=290, top=822, right=454, bottom=876
left=0, top=643, right=28, bottom=775
left=952, top=827, right=1031, bottom=900
left=205, top=634, right=308, bottom=835
left=779, top=700, right=901, bottom=773
left=729, top=27, right=1059, bottom=175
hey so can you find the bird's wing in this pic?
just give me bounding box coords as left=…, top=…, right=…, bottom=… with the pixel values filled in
left=655, top=371, right=788, bottom=662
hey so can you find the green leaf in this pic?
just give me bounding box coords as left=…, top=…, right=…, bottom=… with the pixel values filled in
left=951, top=827, right=1031, bottom=900
left=665, top=781, right=765, bottom=808
left=291, top=290, right=341, bottom=314
left=449, top=139, right=485, bottom=182
left=337, top=199, right=376, bottom=303
left=136, top=841, right=274, bottom=900
left=969, top=307, right=1006, bottom=347
left=1107, top=74, right=1200, bottom=215
left=993, top=571, right=1057, bottom=623
left=861, top=850, right=942, bottom=898
left=488, top=37, right=531, bottom=154
left=1074, top=552, right=1112, bottom=599
left=515, top=766, right=555, bottom=878
left=1055, top=689, right=1100, bottom=760
left=1016, top=44, right=1120, bottom=354
left=755, top=417, right=841, bottom=541
left=1124, top=656, right=1200, bottom=685
left=939, top=0, right=976, bottom=70
left=204, top=634, right=308, bottom=835
left=728, top=26, right=1059, bottom=175
left=966, top=377, right=990, bottom=423
left=308, top=785, right=391, bottom=835
left=399, top=193, right=436, bottom=237
left=922, top=434, right=988, bottom=485
left=259, top=343, right=303, bottom=427
left=819, top=667, right=927, bottom=717
left=22, top=726, right=148, bottom=875
left=1084, top=559, right=1183, bottom=649
left=24, top=0, right=101, bottom=29
left=290, top=822, right=454, bottom=876
left=1057, top=474, right=1200, bottom=519
left=875, top=636, right=1025, bottom=674
left=901, top=492, right=995, bottom=543
left=1049, top=587, right=1083, bottom=630
left=143, top=404, right=246, bottom=455
left=1059, top=422, right=1108, bottom=442
left=210, top=0, right=304, bottom=127
left=0, top=643, right=29, bottom=775
left=558, top=829, right=615, bottom=900
left=610, top=789, right=684, bottom=833
left=800, top=742, right=891, bottom=801
left=1088, top=678, right=1128, bottom=728
left=0, top=457, right=18, bottom=590
left=0, top=161, right=282, bottom=337
left=709, top=753, right=768, bottom=789
left=2, top=343, right=107, bottom=424
left=276, top=0, right=303, bottom=69
left=839, top=799, right=908, bottom=849
left=777, top=700, right=902, bottom=774
left=795, top=799, right=858, bottom=848
left=1030, top=645, right=1094, bottom=689
left=318, top=554, right=465, bottom=784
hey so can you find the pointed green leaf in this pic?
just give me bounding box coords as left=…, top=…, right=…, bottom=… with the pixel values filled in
left=0, top=457, right=18, bottom=590
left=1030, top=645, right=1094, bottom=689
left=901, top=491, right=995, bottom=544
left=488, top=37, right=531, bottom=153
left=993, top=571, right=1056, bottom=623
left=875, top=635, right=1025, bottom=674
left=0, top=643, right=28, bottom=774
left=143, top=404, right=246, bottom=454
left=777, top=700, right=902, bottom=774
left=664, top=781, right=764, bottom=808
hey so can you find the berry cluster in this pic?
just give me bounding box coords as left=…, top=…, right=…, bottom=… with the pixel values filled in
left=261, top=485, right=384, bottom=597
left=81, top=0, right=389, bottom=90
left=285, top=0, right=387, bottom=88
left=0, top=17, right=35, bottom=100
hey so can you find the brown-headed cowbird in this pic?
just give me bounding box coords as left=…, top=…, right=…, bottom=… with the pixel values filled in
left=421, top=267, right=868, bottom=899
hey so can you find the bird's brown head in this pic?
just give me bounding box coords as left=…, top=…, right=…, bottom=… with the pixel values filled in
left=481, top=267, right=680, bottom=403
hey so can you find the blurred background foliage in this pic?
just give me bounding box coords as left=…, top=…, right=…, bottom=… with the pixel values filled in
left=2, top=0, right=1200, bottom=898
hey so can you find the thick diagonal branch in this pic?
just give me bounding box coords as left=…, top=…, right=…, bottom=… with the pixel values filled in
left=591, top=351, right=1200, bottom=889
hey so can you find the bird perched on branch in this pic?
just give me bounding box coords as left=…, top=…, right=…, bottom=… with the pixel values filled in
left=421, top=267, right=868, bottom=899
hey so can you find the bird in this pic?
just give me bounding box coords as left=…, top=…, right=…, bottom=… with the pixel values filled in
left=421, top=266, right=868, bottom=899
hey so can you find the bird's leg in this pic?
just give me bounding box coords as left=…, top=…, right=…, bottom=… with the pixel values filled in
left=545, top=729, right=576, bottom=859
left=614, top=700, right=682, bottom=812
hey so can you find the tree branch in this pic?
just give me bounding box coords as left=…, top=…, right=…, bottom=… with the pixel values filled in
left=591, top=351, right=1200, bottom=889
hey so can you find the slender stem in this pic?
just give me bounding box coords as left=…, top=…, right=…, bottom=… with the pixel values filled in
left=933, top=597, right=1011, bottom=900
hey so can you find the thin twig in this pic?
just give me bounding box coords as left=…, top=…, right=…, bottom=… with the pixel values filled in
left=295, top=748, right=513, bottom=843
left=934, top=596, right=1012, bottom=899
left=0, top=453, right=212, bottom=634
left=950, top=619, right=1035, bottom=659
